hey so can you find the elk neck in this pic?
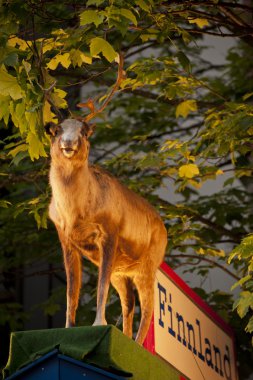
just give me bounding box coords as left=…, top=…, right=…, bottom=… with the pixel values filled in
left=49, top=156, right=94, bottom=232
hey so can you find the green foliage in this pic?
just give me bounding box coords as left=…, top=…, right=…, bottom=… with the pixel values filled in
left=1, top=1, right=253, bottom=377
left=90, top=37, right=117, bottom=63
left=229, top=235, right=253, bottom=342
left=0, top=68, right=22, bottom=100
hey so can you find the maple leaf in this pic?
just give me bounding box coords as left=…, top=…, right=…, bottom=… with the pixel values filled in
left=179, top=164, right=200, bottom=178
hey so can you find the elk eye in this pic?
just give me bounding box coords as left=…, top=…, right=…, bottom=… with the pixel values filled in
left=54, top=126, right=62, bottom=136
left=81, top=127, right=87, bottom=137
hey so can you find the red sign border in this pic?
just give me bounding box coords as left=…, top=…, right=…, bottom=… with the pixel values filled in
left=143, top=262, right=238, bottom=380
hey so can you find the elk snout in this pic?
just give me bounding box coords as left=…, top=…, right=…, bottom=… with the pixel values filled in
left=59, top=136, right=79, bottom=158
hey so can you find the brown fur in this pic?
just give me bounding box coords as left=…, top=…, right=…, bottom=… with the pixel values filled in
left=48, top=119, right=167, bottom=344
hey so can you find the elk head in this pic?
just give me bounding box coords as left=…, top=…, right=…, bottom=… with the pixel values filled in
left=47, top=119, right=95, bottom=164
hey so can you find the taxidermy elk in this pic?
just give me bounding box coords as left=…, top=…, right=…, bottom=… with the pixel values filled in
left=48, top=118, right=167, bottom=344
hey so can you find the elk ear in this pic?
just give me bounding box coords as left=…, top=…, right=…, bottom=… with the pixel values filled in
left=45, top=123, right=59, bottom=137
left=82, top=122, right=96, bottom=139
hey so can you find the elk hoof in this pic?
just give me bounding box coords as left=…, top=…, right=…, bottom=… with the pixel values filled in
left=93, top=317, right=107, bottom=326
left=65, top=321, right=75, bottom=328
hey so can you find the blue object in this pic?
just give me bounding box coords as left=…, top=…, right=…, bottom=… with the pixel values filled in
left=6, top=350, right=129, bottom=380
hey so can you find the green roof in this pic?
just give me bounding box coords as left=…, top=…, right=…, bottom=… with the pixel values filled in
left=3, top=325, right=181, bottom=379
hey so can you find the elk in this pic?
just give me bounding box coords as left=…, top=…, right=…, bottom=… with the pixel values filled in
left=48, top=118, right=167, bottom=344
left=47, top=54, right=167, bottom=344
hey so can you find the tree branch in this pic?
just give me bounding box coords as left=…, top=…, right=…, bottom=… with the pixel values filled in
left=159, top=198, right=243, bottom=243
left=122, top=87, right=222, bottom=110
left=77, top=53, right=125, bottom=123
left=218, top=5, right=250, bottom=28
left=169, top=253, right=240, bottom=281
left=165, top=1, right=253, bottom=12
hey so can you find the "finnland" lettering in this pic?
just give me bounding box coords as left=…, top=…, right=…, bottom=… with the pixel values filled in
left=157, top=282, right=232, bottom=380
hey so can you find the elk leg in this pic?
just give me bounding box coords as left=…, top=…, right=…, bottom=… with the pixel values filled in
left=134, top=275, right=154, bottom=345
left=93, top=236, right=116, bottom=326
left=111, top=275, right=135, bottom=338
left=63, top=246, right=82, bottom=328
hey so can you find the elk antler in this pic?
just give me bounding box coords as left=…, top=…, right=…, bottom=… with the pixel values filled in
left=77, top=52, right=125, bottom=123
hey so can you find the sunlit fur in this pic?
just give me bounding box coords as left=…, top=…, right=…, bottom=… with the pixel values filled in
left=49, top=118, right=167, bottom=344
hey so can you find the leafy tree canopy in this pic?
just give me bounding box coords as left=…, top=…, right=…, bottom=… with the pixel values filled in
left=1, top=0, right=253, bottom=377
